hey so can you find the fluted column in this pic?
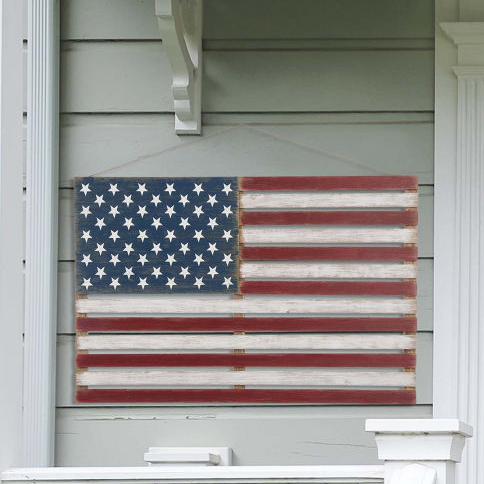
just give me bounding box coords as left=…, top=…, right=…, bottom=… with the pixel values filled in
left=23, top=0, right=59, bottom=466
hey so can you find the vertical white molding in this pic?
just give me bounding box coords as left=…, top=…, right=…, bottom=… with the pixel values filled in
left=0, top=0, right=25, bottom=471
left=23, top=0, right=59, bottom=467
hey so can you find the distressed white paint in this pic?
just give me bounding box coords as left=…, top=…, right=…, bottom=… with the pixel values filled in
left=76, top=296, right=416, bottom=315
left=77, top=369, right=415, bottom=387
left=240, top=192, right=418, bottom=209
left=77, top=333, right=416, bottom=351
left=241, top=263, right=416, bottom=279
left=388, top=464, right=436, bottom=484
left=23, top=0, right=59, bottom=468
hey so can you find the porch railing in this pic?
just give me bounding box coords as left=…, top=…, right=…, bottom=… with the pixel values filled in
left=0, top=419, right=472, bottom=484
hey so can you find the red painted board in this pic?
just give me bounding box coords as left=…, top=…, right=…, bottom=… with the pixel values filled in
left=77, top=388, right=416, bottom=404
left=241, top=176, right=418, bottom=191
left=76, top=316, right=417, bottom=332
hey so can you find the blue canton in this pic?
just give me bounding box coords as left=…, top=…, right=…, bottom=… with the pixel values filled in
left=75, top=177, right=239, bottom=293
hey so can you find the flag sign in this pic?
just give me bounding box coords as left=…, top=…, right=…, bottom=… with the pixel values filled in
left=75, top=176, right=418, bottom=405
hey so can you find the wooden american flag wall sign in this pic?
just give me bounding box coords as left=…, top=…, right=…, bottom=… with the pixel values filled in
left=75, top=176, right=418, bottom=405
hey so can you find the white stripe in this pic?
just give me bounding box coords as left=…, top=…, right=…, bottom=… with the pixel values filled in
left=240, top=192, right=418, bottom=209
left=241, top=262, right=417, bottom=279
left=241, top=227, right=417, bottom=244
left=77, top=369, right=415, bottom=387
left=77, top=333, right=416, bottom=350
left=76, top=297, right=416, bottom=315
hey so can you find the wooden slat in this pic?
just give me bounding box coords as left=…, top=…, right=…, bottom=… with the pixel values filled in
left=240, top=246, right=418, bottom=261
left=76, top=369, right=416, bottom=387
left=241, top=227, right=417, bottom=244
left=77, top=333, right=416, bottom=350
left=76, top=316, right=417, bottom=333
left=76, top=296, right=416, bottom=314
left=241, top=262, right=417, bottom=279
left=76, top=352, right=416, bottom=368
left=240, top=192, right=418, bottom=209
left=241, top=210, right=418, bottom=226
left=241, top=176, right=418, bottom=191
left=241, top=281, right=416, bottom=296
left=76, top=388, right=416, bottom=404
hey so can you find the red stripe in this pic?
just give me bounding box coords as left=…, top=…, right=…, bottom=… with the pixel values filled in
left=77, top=316, right=416, bottom=332
left=241, top=176, right=418, bottom=191
left=240, top=246, right=418, bottom=261
left=76, top=389, right=416, bottom=404
left=241, top=281, right=416, bottom=296
left=242, top=211, right=417, bottom=226
left=77, top=353, right=415, bottom=368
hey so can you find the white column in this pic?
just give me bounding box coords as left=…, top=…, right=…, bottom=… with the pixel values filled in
left=366, top=419, right=472, bottom=484
left=23, top=0, right=59, bottom=467
left=0, top=0, right=26, bottom=471
left=435, top=23, right=484, bottom=484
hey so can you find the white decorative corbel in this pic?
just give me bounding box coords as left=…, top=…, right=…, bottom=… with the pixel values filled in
left=155, top=0, right=202, bottom=135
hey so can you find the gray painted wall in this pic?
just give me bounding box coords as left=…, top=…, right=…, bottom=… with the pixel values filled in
left=56, top=0, right=434, bottom=466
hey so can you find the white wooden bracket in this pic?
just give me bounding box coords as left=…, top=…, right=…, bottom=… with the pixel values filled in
left=155, top=0, right=202, bottom=135
left=144, top=447, right=232, bottom=466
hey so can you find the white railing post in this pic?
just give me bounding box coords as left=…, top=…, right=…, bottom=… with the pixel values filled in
left=366, top=419, right=472, bottom=484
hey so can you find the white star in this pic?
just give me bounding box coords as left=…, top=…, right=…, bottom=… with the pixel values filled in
left=94, top=194, right=105, bottom=207
left=95, top=243, right=106, bottom=255
left=165, top=183, right=176, bottom=195
left=222, top=277, right=233, bottom=289
left=109, top=277, right=120, bottom=290
left=152, top=267, right=162, bottom=279
left=109, top=230, right=120, bottom=242
left=207, top=242, right=218, bottom=254
left=179, top=194, right=190, bottom=206
left=222, top=253, right=233, bottom=265
left=123, top=243, right=134, bottom=255
left=95, top=267, right=106, bottom=279
left=194, top=253, right=204, bottom=265
left=109, top=205, right=119, bottom=218
left=137, top=183, right=148, bottom=195
left=207, top=217, right=218, bottom=229
left=179, top=242, right=190, bottom=255
left=151, top=194, right=161, bottom=206
left=81, top=254, right=92, bottom=266
left=137, top=230, right=148, bottom=242
left=194, top=277, right=205, bottom=289
left=138, top=253, right=148, bottom=266
left=123, top=194, right=134, bottom=207
left=193, top=229, right=204, bottom=242
left=138, top=277, right=149, bottom=290
left=151, top=217, right=162, bottom=230
left=222, top=229, right=233, bottom=242
left=221, top=205, right=233, bottom=217
left=193, top=183, right=204, bottom=195
left=179, top=266, right=190, bottom=278
left=179, top=217, right=190, bottom=230
left=123, top=217, right=134, bottom=230
left=81, top=230, right=91, bottom=242
left=222, top=183, right=232, bottom=195
left=137, top=205, right=148, bottom=218
left=207, top=194, right=218, bottom=206
left=123, top=266, right=134, bottom=279
left=165, top=205, right=176, bottom=218
left=193, top=205, right=204, bottom=217
left=81, top=278, right=92, bottom=290
left=166, top=253, right=176, bottom=266
left=80, top=206, right=91, bottom=218
left=108, top=183, right=119, bottom=196
left=166, top=277, right=176, bottom=289
left=80, top=183, right=90, bottom=196
left=165, top=230, right=176, bottom=242
left=207, top=266, right=218, bottom=278
left=95, top=217, right=106, bottom=230
left=151, top=243, right=162, bottom=255
left=110, top=254, right=120, bottom=266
